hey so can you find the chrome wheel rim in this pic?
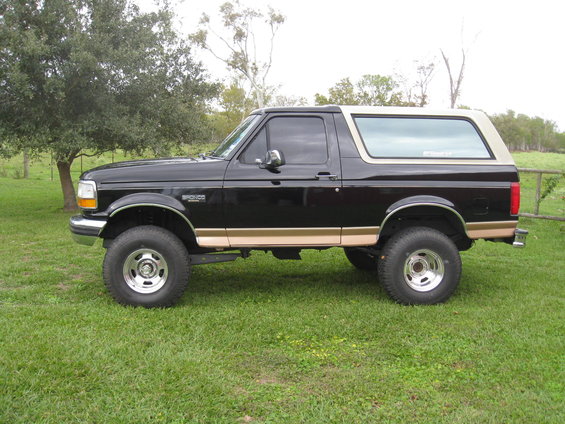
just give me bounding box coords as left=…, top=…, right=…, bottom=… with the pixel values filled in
left=123, top=248, right=168, bottom=294
left=403, top=249, right=444, bottom=292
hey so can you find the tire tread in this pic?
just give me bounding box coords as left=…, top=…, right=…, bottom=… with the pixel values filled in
left=378, top=227, right=461, bottom=305
left=103, top=225, right=190, bottom=308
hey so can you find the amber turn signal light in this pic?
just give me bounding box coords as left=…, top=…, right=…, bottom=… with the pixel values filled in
left=78, top=198, right=97, bottom=208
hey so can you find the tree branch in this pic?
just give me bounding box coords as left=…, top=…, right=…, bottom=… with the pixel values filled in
left=441, top=49, right=456, bottom=108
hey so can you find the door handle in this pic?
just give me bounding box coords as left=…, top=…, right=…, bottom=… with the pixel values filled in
left=315, top=172, right=338, bottom=181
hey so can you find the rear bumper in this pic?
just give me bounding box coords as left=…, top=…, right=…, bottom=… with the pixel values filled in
left=69, top=215, right=107, bottom=246
left=513, top=228, right=528, bottom=248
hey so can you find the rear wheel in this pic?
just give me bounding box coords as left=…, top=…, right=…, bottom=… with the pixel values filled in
left=103, top=225, right=190, bottom=307
left=343, top=247, right=379, bottom=271
left=378, top=227, right=461, bottom=305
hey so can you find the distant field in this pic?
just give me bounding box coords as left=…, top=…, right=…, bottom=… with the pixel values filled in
left=0, top=152, right=563, bottom=423
left=512, top=152, right=564, bottom=218
left=0, top=143, right=217, bottom=181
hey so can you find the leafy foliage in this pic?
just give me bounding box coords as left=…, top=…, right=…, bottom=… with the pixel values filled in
left=400, top=60, right=436, bottom=107
left=540, top=175, right=563, bottom=202
left=490, top=110, right=564, bottom=152
left=0, top=0, right=218, bottom=209
left=315, top=75, right=406, bottom=106
left=207, top=80, right=255, bottom=142
left=207, top=82, right=307, bottom=142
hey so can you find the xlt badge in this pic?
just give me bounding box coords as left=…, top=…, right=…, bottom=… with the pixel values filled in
left=182, top=194, right=206, bottom=203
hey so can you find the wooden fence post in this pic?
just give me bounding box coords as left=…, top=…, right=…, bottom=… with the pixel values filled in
left=534, top=172, right=542, bottom=215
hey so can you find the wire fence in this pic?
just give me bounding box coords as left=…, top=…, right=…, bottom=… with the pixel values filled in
left=517, top=168, right=564, bottom=221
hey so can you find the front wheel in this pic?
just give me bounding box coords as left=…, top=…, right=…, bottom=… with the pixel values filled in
left=103, top=226, right=190, bottom=307
left=378, top=227, right=461, bottom=305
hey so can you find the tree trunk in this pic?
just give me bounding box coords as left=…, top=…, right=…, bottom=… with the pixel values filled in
left=57, top=160, right=78, bottom=211
left=255, top=88, right=265, bottom=109
left=23, top=150, right=30, bottom=179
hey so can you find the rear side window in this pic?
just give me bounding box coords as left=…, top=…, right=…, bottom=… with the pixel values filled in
left=354, top=116, right=492, bottom=159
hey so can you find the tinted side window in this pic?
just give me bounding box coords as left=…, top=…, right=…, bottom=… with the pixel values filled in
left=240, top=116, right=328, bottom=165
left=354, top=116, right=492, bottom=159
left=269, top=117, right=328, bottom=164
left=240, top=127, right=267, bottom=164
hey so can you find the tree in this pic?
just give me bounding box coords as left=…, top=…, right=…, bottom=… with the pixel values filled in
left=490, top=110, right=562, bottom=152
left=23, top=150, right=30, bottom=179
left=440, top=48, right=466, bottom=108
left=269, top=94, right=307, bottom=108
left=315, top=78, right=357, bottom=105
left=556, top=132, right=565, bottom=152
left=190, top=0, right=285, bottom=108
left=412, top=61, right=436, bottom=107
left=315, top=75, right=406, bottom=106
left=0, top=129, right=17, bottom=158
left=207, top=79, right=255, bottom=142
left=0, top=0, right=218, bottom=210
left=356, top=74, right=405, bottom=106
left=219, top=80, right=256, bottom=123
left=394, top=59, right=436, bottom=107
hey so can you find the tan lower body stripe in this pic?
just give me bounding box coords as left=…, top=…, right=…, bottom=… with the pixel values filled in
left=466, top=221, right=517, bottom=239
left=195, top=221, right=517, bottom=248
left=341, top=227, right=379, bottom=246
left=195, top=227, right=379, bottom=248
left=227, top=227, right=340, bottom=246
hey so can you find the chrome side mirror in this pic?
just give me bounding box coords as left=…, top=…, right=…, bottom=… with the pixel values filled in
left=256, top=150, right=285, bottom=170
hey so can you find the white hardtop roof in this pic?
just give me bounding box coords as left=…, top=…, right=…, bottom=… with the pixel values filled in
left=338, top=105, right=487, bottom=119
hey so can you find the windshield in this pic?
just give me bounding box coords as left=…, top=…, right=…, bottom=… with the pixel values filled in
left=211, top=114, right=260, bottom=158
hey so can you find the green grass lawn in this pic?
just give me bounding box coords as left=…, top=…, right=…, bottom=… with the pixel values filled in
left=0, top=153, right=564, bottom=423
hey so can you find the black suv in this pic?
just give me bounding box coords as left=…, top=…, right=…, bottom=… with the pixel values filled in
left=70, top=106, right=527, bottom=307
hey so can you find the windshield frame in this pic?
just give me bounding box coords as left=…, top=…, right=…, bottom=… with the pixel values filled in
left=211, top=114, right=261, bottom=159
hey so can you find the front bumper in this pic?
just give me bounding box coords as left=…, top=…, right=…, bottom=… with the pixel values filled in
left=513, top=228, right=528, bottom=248
left=69, top=215, right=107, bottom=246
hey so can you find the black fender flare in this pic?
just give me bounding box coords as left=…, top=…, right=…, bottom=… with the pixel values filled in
left=105, top=193, right=195, bottom=231
left=381, top=195, right=468, bottom=237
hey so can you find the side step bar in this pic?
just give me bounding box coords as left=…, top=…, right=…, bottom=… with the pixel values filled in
left=189, top=253, right=242, bottom=265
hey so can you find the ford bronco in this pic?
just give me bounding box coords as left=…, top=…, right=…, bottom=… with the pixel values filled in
left=70, top=106, right=527, bottom=307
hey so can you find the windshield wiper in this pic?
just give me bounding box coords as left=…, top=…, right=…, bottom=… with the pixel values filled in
left=198, top=152, right=221, bottom=160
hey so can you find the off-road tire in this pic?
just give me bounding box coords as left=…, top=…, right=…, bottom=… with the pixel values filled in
left=378, top=227, right=461, bottom=305
left=103, top=225, right=190, bottom=308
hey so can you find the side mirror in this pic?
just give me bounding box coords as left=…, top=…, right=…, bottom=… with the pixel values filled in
left=256, top=150, right=285, bottom=170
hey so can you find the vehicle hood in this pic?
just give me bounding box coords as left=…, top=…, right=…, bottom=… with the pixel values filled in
left=80, top=157, right=228, bottom=184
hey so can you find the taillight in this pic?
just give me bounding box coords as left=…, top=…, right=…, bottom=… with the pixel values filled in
left=510, top=182, right=520, bottom=215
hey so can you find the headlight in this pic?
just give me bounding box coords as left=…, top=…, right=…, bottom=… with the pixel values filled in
left=77, top=180, right=98, bottom=209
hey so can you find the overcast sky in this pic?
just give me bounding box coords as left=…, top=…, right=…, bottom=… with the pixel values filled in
left=142, top=0, right=565, bottom=130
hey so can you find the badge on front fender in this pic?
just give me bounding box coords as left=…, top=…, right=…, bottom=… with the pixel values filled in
left=182, top=194, right=206, bottom=203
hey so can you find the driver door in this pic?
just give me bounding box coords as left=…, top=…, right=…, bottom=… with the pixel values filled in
left=223, top=113, right=342, bottom=247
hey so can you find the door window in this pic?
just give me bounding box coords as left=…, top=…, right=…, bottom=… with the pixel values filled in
left=240, top=116, right=328, bottom=164
left=240, top=127, right=267, bottom=164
